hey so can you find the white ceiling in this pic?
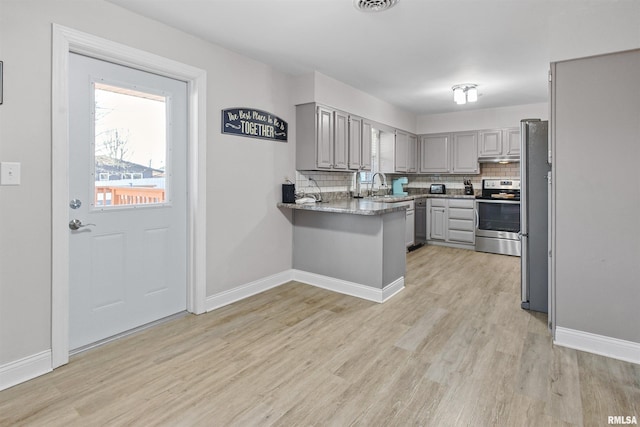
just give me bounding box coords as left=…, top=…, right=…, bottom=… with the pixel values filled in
left=107, top=0, right=598, bottom=115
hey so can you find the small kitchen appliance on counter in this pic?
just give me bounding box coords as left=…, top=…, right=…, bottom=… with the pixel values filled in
left=392, top=177, right=408, bottom=196
left=429, top=184, right=446, bottom=194
left=282, top=182, right=295, bottom=203
left=464, top=179, right=474, bottom=195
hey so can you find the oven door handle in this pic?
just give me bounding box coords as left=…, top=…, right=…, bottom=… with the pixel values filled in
left=474, top=207, right=479, bottom=228
left=475, top=199, right=520, bottom=204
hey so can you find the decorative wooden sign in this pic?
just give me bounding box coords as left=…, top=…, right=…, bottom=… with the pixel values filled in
left=221, top=107, right=288, bottom=142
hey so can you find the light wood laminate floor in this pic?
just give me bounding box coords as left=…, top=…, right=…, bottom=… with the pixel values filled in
left=1, top=245, right=638, bottom=426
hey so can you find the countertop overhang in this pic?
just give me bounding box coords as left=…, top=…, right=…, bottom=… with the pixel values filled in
left=277, top=193, right=476, bottom=215
left=277, top=199, right=408, bottom=216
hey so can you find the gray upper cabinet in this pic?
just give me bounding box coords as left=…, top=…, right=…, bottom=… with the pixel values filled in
left=407, top=134, right=418, bottom=173
left=420, top=133, right=450, bottom=173
left=333, top=109, right=349, bottom=169
left=361, top=120, right=372, bottom=170
left=479, top=127, right=520, bottom=158
left=451, top=131, right=479, bottom=173
left=479, top=129, right=503, bottom=157
left=504, top=128, right=520, bottom=156
left=315, top=105, right=334, bottom=169
left=296, top=103, right=370, bottom=171
left=348, top=116, right=373, bottom=171
left=395, top=130, right=409, bottom=172
left=348, top=116, right=363, bottom=169
left=420, top=131, right=479, bottom=174
left=380, top=129, right=418, bottom=173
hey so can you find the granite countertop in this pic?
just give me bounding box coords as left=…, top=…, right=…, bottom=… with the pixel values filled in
left=277, top=199, right=409, bottom=216
left=371, top=193, right=477, bottom=201
left=277, top=192, right=477, bottom=216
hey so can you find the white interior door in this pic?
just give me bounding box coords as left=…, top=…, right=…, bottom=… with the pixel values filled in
left=68, top=53, right=187, bottom=350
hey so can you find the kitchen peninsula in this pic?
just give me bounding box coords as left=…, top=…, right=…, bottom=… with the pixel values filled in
left=278, top=199, right=407, bottom=303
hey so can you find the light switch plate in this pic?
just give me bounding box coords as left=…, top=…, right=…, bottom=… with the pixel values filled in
left=0, top=162, right=21, bottom=185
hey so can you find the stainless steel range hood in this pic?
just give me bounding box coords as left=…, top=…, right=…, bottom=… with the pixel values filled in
left=478, top=156, right=520, bottom=163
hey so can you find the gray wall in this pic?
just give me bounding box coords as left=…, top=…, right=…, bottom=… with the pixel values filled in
left=0, top=0, right=295, bottom=365
left=553, top=49, right=640, bottom=343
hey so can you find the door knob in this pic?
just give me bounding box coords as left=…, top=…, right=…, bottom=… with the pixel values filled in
left=69, top=219, right=95, bottom=230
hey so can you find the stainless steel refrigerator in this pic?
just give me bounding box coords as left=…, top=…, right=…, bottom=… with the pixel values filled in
left=520, top=119, right=550, bottom=313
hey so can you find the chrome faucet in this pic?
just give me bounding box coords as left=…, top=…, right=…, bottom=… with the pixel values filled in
left=369, top=172, right=388, bottom=197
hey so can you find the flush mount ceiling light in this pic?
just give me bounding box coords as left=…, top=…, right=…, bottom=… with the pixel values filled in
left=353, top=0, right=399, bottom=12
left=452, top=84, right=478, bottom=105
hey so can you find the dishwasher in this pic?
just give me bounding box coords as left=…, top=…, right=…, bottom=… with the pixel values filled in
left=414, top=198, right=427, bottom=246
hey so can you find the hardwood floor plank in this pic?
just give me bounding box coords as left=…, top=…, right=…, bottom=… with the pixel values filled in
left=1, top=245, right=638, bottom=426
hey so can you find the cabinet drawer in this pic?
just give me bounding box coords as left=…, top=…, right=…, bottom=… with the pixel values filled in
left=448, top=207, right=474, bottom=220
left=448, top=199, right=474, bottom=209
left=448, top=218, right=474, bottom=232
left=430, top=198, right=446, bottom=207
left=448, top=229, right=475, bottom=244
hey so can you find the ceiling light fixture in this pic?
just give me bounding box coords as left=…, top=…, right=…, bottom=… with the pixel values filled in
left=452, top=84, right=479, bottom=105
left=353, top=0, right=399, bottom=13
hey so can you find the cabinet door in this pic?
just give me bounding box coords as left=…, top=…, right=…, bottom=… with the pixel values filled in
left=333, top=110, right=349, bottom=169
left=479, top=129, right=503, bottom=157
left=406, top=209, right=415, bottom=247
left=430, top=207, right=447, bottom=240
left=504, top=128, right=521, bottom=156
left=348, top=116, right=362, bottom=170
left=420, top=134, right=450, bottom=173
left=407, top=134, right=418, bottom=173
left=361, top=120, right=372, bottom=170
left=395, top=130, right=409, bottom=172
left=452, top=132, right=479, bottom=174
left=316, top=106, right=334, bottom=169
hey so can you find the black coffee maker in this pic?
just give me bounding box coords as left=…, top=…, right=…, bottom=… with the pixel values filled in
left=464, top=179, right=474, bottom=195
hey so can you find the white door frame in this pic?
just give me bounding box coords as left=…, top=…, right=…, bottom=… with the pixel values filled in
left=51, top=24, right=207, bottom=368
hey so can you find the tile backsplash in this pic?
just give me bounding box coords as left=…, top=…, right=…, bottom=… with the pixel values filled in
left=295, top=163, right=520, bottom=199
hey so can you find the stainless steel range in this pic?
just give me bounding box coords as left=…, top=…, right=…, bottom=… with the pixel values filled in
left=475, top=179, right=521, bottom=256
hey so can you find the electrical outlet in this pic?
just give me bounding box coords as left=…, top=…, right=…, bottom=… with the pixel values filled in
left=0, top=162, right=21, bottom=185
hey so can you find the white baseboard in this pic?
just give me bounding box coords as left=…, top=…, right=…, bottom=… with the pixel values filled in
left=292, top=270, right=404, bottom=303
left=554, top=327, right=640, bottom=365
left=205, top=269, right=405, bottom=313
left=0, top=350, right=52, bottom=391
left=206, top=270, right=294, bottom=312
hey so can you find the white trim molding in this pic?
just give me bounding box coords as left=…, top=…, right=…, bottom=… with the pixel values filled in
left=206, top=270, right=405, bottom=312
left=206, top=271, right=294, bottom=312
left=51, top=24, right=207, bottom=369
left=555, top=327, right=640, bottom=365
left=292, top=270, right=404, bottom=303
left=0, top=351, right=52, bottom=392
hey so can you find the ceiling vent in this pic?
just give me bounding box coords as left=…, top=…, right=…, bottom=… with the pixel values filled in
left=353, top=0, right=399, bottom=12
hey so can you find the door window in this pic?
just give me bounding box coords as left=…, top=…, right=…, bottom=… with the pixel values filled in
left=93, top=82, right=168, bottom=208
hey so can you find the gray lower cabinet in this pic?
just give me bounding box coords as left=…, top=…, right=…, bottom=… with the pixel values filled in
left=429, top=204, right=447, bottom=240
left=419, top=132, right=479, bottom=174
left=297, top=103, right=369, bottom=171
left=406, top=208, right=415, bottom=247
left=427, top=198, right=475, bottom=248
